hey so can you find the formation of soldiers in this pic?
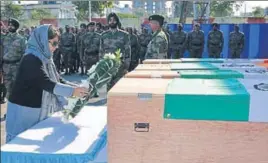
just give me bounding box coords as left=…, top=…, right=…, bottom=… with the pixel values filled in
left=167, top=23, right=245, bottom=59
left=0, top=13, right=245, bottom=104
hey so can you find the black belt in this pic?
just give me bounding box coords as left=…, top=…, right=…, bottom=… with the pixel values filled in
left=3, top=59, right=21, bottom=64
left=192, top=43, right=202, bottom=46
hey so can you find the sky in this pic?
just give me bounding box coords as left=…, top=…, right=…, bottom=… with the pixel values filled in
left=17, top=1, right=268, bottom=14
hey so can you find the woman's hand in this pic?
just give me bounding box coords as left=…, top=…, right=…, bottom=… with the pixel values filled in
left=72, top=87, right=89, bottom=98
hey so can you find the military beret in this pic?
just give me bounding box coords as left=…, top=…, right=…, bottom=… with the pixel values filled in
left=212, top=23, right=219, bottom=27
left=8, top=18, right=20, bottom=29
left=96, top=22, right=102, bottom=27
left=80, top=23, right=86, bottom=28
left=148, top=14, right=165, bottom=26
left=87, top=22, right=96, bottom=27
left=194, top=23, right=200, bottom=27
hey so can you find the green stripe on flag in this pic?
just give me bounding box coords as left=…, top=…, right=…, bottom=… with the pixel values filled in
left=164, top=78, right=250, bottom=121
left=178, top=70, right=244, bottom=79
left=170, top=62, right=219, bottom=71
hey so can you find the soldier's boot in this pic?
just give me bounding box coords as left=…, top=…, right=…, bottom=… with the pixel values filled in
left=64, top=68, right=69, bottom=75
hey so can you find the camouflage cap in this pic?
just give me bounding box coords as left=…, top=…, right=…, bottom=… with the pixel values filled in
left=8, top=18, right=20, bottom=29
left=148, top=14, right=164, bottom=26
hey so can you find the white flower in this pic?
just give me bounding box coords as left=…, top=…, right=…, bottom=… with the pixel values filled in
left=104, top=53, right=116, bottom=59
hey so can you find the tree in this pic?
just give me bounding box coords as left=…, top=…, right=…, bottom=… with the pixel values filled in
left=1, top=2, right=24, bottom=20
left=252, top=6, right=265, bottom=17
left=73, top=1, right=113, bottom=20
left=210, top=1, right=244, bottom=17
left=31, top=9, right=55, bottom=20
left=117, top=13, right=137, bottom=19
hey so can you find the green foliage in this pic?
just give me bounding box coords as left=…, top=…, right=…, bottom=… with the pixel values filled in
left=73, top=1, right=113, bottom=20
left=210, top=1, right=244, bottom=17
left=252, top=6, right=265, bottom=17
left=117, top=13, right=137, bottom=18
left=1, top=2, right=24, bottom=20
left=31, top=9, right=55, bottom=20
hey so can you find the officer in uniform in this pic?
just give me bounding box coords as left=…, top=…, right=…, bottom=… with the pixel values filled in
left=145, top=14, right=168, bottom=59
left=128, top=27, right=139, bottom=71
left=99, top=12, right=131, bottom=91
left=229, top=24, right=245, bottom=58
left=171, top=23, right=187, bottom=59
left=2, top=18, right=27, bottom=99
left=60, top=25, right=75, bottom=75
left=188, top=23, right=205, bottom=58
left=138, top=28, right=151, bottom=63
left=76, top=23, right=87, bottom=75
left=81, top=22, right=101, bottom=74
left=207, top=23, right=224, bottom=58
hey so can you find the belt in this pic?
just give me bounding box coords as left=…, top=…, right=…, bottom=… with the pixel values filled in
left=3, top=59, right=21, bottom=64
left=192, top=43, right=202, bottom=46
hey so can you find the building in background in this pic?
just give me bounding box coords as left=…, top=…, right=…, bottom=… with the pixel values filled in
left=132, top=0, right=166, bottom=15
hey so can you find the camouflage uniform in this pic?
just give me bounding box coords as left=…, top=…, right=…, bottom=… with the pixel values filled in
left=229, top=31, right=244, bottom=58
left=100, top=29, right=131, bottom=90
left=95, top=29, right=103, bottom=34
left=138, top=31, right=151, bottom=62
left=0, top=33, right=7, bottom=102
left=76, top=30, right=86, bottom=74
left=145, top=29, right=168, bottom=59
left=53, top=47, right=61, bottom=72
left=2, top=32, right=27, bottom=98
left=128, top=29, right=140, bottom=71
left=60, top=31, right=75, bottom=74
left=163, top=29, right=171, bottom=59
left=171, top=30, right=187, bottom=59
left=208, top=29, right=224, bottom=58
left=81, top=31, right=101, bottom=71
left=188, top=30, right=205, bottom=58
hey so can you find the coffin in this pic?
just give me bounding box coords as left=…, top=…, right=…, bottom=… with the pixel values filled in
left=107, top=78, right=268, bottom=163
left=124, top=71, right=180, bottom=79
left=178, top=69, right=244, bottom=79
left=180, top=58, right=224, bottom=63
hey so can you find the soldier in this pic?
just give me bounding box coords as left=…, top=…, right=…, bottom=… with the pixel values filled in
left=138, top=28, right=151, bottom=63
left=128, top=27, right=140, bottom=71
left=2, top=18, right=27, bottom=99
left=95, top=22, right=103, bottom=34
left=100, top=12, right=131, bottom=91
left=81, top=22, right=100, bottom=74
left=171, top=23, right=187, bottom=59
left=229, top=25, right=244, bottom=58
left=145, top=14, right=168, bottom=59
left=60, top=25, right=75, bottom=75
left=188, top=23, right=205, bottom=58
left=0, top=28, right=7, bottom=104
left=207, top=23, right=224, bottom=58
left=76, top=23, right=87, bottom=75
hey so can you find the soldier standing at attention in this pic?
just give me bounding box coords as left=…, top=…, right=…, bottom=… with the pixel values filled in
left=128, top=27, right=139, bottom=71
left=99, top=12, right=131, bottom=91
left=188, top=23, right=205, bottom=58
left=171, top=23, right=187, bottom=59
left=145, top=14, right=168, bottom=59
left=81, top=22, right=100, bottom=74
left=138, top=28, right=151, bottom=63
left=207, top=23, right=224, bottom=58
left=76, top=23, right=87, bottom=75
left=95, top=22, right=103, bottom=34
left=229, top=24, right=244, bottom=58
left=2, top=18, right=27, bottom=99
left=60, top=25, right=75, bottom=75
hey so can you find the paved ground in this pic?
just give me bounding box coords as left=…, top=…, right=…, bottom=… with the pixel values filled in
left=0, top=73, right=107, bottom=146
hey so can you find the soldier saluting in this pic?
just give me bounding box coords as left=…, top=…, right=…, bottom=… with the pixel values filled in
left=145, top=14, right=168, bottom=59
left=207, top=23, right=224, bottom=58
left=229, top=24, right=244, bottom=58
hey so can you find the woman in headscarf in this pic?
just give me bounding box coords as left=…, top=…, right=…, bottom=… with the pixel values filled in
left=5, top=25, right=89, bottom=143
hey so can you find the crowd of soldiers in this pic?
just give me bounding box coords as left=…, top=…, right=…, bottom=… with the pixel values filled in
left=0, top=13, right=245, bottom=105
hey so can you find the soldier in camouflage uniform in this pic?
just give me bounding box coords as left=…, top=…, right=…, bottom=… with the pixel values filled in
left=138, top=28, right=151, bottom=63
left=145, top=15, right=168, bottom=59
left=171, top=23, right=187, bottom=59
left=162, top=26, right=171, bottom=59
left=95, top=22, right=103, bottom=34
left=0, top=29, right=7, bottom=103
left=76, top=23, right=87, bottom=75
left=60, top=25, right=75, bottom=75
left=207, top=23, right=224, bottom=58
left=2, top=18, right=27, bottom=99
left=128, top=27, right=140, bottom=71
left=188, top=23, right=205, bottom=58
left=81, top=22, right=100, bottom=74
left=229, top=25, right=245, bottom=58
left=100, top=12, right=131, bottom=91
